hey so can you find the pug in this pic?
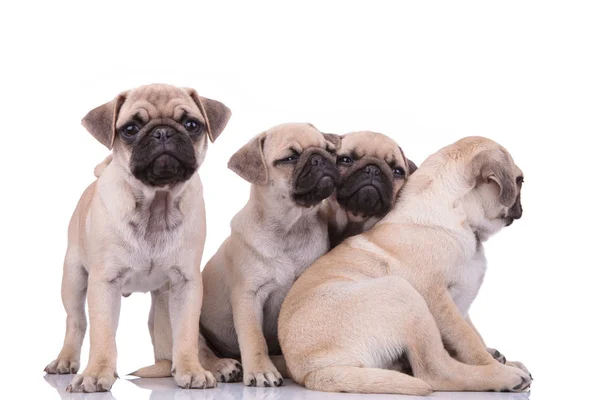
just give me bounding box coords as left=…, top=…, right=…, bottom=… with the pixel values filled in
left=279, top=136, right=531, bottom=394
left=43, top=84, right=231, bottom=392
left=326, top=131, right=417, bottom=247
left=132, top=123, right=340, bottom=387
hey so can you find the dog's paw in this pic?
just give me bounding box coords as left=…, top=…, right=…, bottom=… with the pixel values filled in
left=211, top=358, right=243, bottom=383
left=507, top=360, right=532, bottom=380
left=45, top=357, right=80, bottom=375
left=66, top=366, right=117, bottom=392
left=486, top=347, right=506, bottom=364
left=490, top=364, right=532, bottom=392
left=243, top=362, right=283, bottom=387
left=173, top=364, right=216, bottom=389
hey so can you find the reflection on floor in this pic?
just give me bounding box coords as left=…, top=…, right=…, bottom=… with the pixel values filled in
left=44, top=374, right=531, bottom=400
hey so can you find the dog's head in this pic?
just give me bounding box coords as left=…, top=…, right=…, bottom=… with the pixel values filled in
left=228, top=123, right=340, bottom=207
left=334, top=131, right=416, bottom=219
left=82, top=84, right=231, bottom=187
left=451, top=137, right=524, bottom=239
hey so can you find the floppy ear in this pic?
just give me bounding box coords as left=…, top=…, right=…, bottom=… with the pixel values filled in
left=322, top=133, right=342, bottom=152
left=398, top=146, right=418, bottom=176
left=81, top=92, right=127, bottom=149
left=407, top=159, right=418, bottom=174
left=186, top=89, right=231, bottom=143
left=471, top=148, right=518, bottom=207
left=227, top=133, right=268, bottom=185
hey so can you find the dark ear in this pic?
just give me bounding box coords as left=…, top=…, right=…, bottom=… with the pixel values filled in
left=398, top=146, right=417, bottom=176
left=81, top=92, right=127, bottom=149
left=323, top=133, right=342, bottom=152
left=186, top=89, right=231, bottom=143
left=407, top=159, right=418, bottom=174
left=227, top=133, right=268, bottom=185
left=471, top=148, right=517, bottom=207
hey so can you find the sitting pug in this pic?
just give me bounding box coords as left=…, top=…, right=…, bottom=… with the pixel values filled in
left=279, top=136, right=531, bottom=394
left=327, top=131, right=417, bottom=247
left=44, top=84, right=230, bottom=392
left=132, top=123, right=341, bottom=387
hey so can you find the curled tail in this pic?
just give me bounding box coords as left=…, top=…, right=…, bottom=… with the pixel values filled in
left=304, top=366, right=432, bottom=395
left=129, top=360, right=172, bottom=378
left=94, top=155, right=113, bottom=177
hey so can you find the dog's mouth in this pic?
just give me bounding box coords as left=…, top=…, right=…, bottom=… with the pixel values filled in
left=336, top=168, right=394, bottom=218
left=292, top=152, right=340, bottom=207
left=130, top=133, right=198, bottom=187
left=141, top=153, right=191, bottom=186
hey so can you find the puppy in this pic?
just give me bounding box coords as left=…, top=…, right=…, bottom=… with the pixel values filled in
left=279, top=136, right=531, bottom=394
left=132, top=123, right=340, bottom=386
left=43, top=84, right=231, bottom=392
left=327, top=131, right=417, bottom=247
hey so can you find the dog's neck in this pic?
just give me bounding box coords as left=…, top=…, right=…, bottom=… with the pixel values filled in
left=99, top=157, right=194, bottom=220
left=244, top=185, right=324, bottom=234
left=385, top=171, right=479, bottom=237
left=327, top=198, right=381, bottom=247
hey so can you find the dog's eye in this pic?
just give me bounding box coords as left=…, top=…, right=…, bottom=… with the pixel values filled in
left=122, top=123, right=140, bottom=137
left=393, top=167, right=405, bottom=177
left=337, top=156, right=353, bottom=165
left=184, top=119, right=200, bottom=132
left=280, top=154, right=299, bottom=163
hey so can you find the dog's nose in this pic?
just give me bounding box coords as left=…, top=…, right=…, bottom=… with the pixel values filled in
left=309, top=153, right=326, bottom=167
left=364, top=164, right=381, bottom=177
left=151, top=127, right=175, bottom=141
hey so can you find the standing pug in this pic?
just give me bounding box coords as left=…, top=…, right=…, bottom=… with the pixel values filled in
left=279, top=136, right=531, bottom=394
left=326, top=131, right=417, bottom=247
left=44, top=84, right=230, bottom=392
left=133, top=123, right=340, bottom=387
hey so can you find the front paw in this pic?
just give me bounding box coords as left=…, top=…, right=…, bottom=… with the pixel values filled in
left=490, top=363, right=532, bottom=392
left=507, top=360, right=532, bottom=380
left=45, top=357, right=80, bottom=375
left=173, top=363, right=216, bottom=389
left=486, top=347, right=506, bottom=364
left=243, top=360, right=283, bottom=387
left=67, top=366, right=117, bottom=392
left=211, top=358, right=243, bottom=383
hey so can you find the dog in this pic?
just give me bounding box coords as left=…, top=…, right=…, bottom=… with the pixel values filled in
left=132, top=123, right=341, bottom=386
left=326, top=131, right=417, bottom=247
left=43, top=84, right=231, bottom=392
left=278, top=136, right=531, bottom=394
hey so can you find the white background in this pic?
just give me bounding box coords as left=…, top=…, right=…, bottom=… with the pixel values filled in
left=1, top=1, right=598, bottom=399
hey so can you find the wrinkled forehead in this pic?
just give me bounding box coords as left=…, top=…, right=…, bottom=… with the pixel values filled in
left=514, top=164, right=524, bottom=178
left=265, top=123, right=327, bottom=152
left=117, top=86, right=201, bottom=125
left=341, top=131, right=405, bottom=165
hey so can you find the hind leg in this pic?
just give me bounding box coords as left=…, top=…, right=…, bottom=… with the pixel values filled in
left=285, top=276, right=530, bottom=394
left=149, top=285, right=173, bottom=361
left=45, top=253, right=87, bottom=375
left=384, top=281, right=531, bottom=391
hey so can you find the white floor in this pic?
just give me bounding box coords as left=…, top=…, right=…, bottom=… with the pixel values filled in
left=42, top=375, right=532, bottom=400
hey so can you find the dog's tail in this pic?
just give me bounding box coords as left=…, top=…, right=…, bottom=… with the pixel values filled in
left=303, top=366, right=432, bottom=395
left=129, top=360, right=173, bottom=378
left=94, top=155, right=113, bottom=177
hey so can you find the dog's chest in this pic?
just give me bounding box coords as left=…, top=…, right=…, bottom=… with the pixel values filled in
left=448, top=245, right=487, bottom=316
left=120, top=192, right=184, bottom=294
left=260, top=220, right=329, bottom=340
left=127, top=191, right=184, bottom=249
